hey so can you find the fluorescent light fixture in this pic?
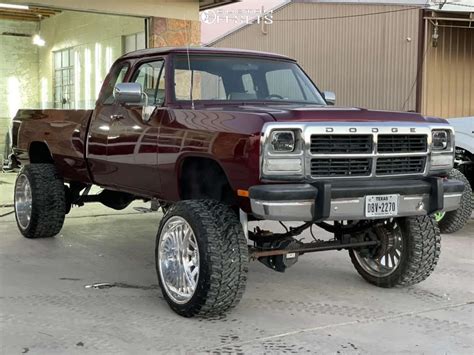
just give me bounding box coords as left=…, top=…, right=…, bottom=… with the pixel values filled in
left=32, top=34, right=45, bottom=46
left=0, top=3, right=29, bottom=10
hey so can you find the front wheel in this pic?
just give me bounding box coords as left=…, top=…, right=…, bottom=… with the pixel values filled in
left=435, top=168, right=472, bottom=234
left=349, top=216, right=440, bottom=288
left=155, top=200, right=248, bottom=317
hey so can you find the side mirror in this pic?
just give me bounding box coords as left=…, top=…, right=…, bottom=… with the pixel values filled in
left=323, top=91, right=336, bottom=106
left=113, top=82, right=143, bottom=104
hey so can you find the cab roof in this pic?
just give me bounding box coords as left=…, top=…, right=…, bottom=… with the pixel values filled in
left=119, top=46, right=294, bottom=61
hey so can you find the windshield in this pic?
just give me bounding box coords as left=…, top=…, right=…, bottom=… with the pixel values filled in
left=173, top=54, right=325, bottom=105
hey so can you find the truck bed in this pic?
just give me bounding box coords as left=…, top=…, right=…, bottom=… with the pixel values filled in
left=12, top=109, right=93, bottom=183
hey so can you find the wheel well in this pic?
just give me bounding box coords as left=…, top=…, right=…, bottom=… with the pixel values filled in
left=454, top=146, right=473, bottom=188
left=179, top=157, right=236, bottom=206
left=29, top=142, right=54, bottom=164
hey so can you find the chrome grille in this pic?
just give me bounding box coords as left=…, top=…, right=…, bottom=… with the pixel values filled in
left=377, top=134, right=427, bottom=153
left=376, top=157, right=426, bottom=175
left=307, top=131, right=429, bottom=179
left=311, top=158, right=372, bottom=177
left=310, top=135, right=372, bottom=154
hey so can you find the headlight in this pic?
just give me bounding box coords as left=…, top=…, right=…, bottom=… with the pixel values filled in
left=271, top=131, right=295, bottom=153
left=429, top=128, right=454, bottom=173
left=432, top=130, right=449, bottom=150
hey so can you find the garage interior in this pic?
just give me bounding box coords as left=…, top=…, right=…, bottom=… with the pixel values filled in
left=0, top=0, right=223, bottom=161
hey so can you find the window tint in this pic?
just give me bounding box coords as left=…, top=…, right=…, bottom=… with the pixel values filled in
left=133, top=60, right=165, bottom=105
left=102, top=63, right=129, bottom=105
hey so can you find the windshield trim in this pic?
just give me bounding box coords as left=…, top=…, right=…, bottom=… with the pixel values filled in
left=170, top=99, right=327, bottom=106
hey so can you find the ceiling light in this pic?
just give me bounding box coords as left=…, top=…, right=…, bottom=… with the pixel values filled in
left=32, top=34, right=45, bottom=46
left=0, top=3, right=29, bottom=10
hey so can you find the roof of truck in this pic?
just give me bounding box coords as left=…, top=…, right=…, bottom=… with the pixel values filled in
left=120, top=46, right=294, bottom=61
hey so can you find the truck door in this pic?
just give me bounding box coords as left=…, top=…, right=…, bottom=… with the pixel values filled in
left=106, top=58, right=166, bottom=194
left=87, top=62, right=130, bottom=187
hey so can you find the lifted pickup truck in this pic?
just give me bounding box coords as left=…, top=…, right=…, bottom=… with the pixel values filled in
left=11, top=47, right=464, bottom=317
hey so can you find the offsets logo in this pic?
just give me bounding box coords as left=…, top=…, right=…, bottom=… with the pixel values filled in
left=200, top=9, right=273, bottom=25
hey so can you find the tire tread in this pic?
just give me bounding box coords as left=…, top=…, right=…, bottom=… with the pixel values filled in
left=156, top=200, right=248, bottom=317
left=15, top=164, right=65, bottom=238
left=438, top=169, right=473, bottom=234
left=349, top=216, right=440, bottom=288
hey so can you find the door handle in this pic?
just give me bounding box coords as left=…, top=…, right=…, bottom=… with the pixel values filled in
left=110, top=114, right=124, bottom=120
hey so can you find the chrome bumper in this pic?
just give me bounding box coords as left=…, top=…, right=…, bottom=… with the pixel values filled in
left=249, top=178, right=464, bottom=221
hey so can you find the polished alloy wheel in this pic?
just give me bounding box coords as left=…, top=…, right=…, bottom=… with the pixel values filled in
left=353, top=224, right=403, bottom=277
left=15, top=174, right=33, bottom=230
left=158, top=216, right=200, bottom=304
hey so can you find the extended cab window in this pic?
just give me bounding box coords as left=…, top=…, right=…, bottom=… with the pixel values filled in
left=101, top=64, right=129, bottom=105
left=132, top=60, right=166, bottom=105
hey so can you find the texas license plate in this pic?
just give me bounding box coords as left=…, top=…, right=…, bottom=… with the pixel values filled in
left=365, top=194, right=399, bottom=218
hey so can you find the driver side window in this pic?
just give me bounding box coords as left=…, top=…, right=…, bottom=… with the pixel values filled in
left=133, top=60, right=166, bottom=105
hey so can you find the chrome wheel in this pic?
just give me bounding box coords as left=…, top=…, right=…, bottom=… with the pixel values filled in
left=158, top=216, right=200, bottom=304
left=15, top=174, right=33, bottom=230
left=353, top=224, right=403, bottom=277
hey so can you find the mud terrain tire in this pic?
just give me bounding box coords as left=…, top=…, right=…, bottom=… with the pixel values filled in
left=156, top=200, right=248, bottom=317
left=14, top=164, right=66, bottom=238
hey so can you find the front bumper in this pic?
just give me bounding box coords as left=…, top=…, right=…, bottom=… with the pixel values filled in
left=249, top=178, right=464, bottom=221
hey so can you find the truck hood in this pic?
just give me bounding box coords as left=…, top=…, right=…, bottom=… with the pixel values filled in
left=202, top=104, right=447, bottom=124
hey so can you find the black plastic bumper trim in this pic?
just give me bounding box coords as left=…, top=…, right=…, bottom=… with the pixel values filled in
left=249, top=184, right=318, bottom=201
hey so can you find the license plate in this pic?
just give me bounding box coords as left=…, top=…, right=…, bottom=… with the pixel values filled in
left=365, top=194, right=399, bottom=218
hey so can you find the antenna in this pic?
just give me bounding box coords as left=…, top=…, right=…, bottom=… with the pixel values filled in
left=186, top=21, right=194, bottom=110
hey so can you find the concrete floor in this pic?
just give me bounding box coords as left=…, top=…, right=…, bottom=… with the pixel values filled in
left=1, top=173, right=473, bottom=354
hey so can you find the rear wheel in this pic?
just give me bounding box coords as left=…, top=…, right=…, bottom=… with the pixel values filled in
left=436, top=168, right=473, bottom=234
left=14, top=164, right=66, bottom=238
left=349, top=216, right=440, bottom=288
left=156, top=200, right=248, bottom=317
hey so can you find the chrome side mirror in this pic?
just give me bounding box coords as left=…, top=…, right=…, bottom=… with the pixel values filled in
left=323, top=91, right=336, bottom=106
left=113, top=82, right=143, bottom=104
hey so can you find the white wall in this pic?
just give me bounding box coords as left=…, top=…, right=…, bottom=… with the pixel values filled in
left=0, top=12, right=144, bottom=155
left=38, top=11, right=144, bottom=109
left=0, top=20, right=39, bottom=154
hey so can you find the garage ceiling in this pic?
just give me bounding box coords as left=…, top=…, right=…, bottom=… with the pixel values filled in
left=1, top=1, right=236, bottom=20
left=0, top=5, right=61, bottom=21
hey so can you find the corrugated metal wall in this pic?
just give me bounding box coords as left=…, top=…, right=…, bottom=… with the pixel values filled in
left=211, top=3, right=421, bottom=111
left=421, top=23, right=474, bottom=118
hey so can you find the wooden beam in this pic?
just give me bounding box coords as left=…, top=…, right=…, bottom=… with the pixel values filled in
left=30, top=7, right=61, bottom=15
left=0, top=14, right=40, bottom=21
left=0, top=9, right=52, bottom=18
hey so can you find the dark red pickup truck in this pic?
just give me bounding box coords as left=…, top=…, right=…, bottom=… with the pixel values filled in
left=11, top=47, right=464, bottom=317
